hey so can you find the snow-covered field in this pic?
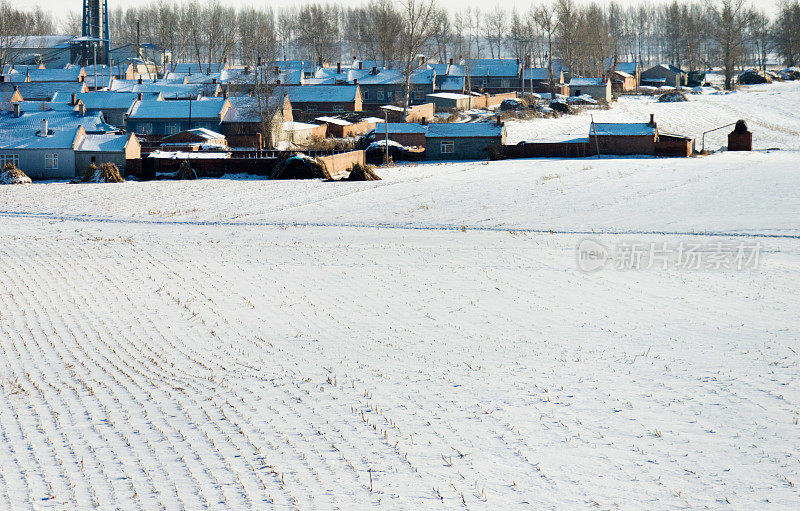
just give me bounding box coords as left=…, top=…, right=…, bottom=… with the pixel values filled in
left=506, top=81, right=800, bottom=151
left=1, top=83, right=799, bottom=509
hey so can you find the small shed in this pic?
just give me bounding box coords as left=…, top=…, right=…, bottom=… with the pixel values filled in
left=425, top=92, right=472, bottom=111
left=568, top=78, right=612, bottom=102
left=75, top=132, right=141, bottom=176
left=425, top=120, right=506, bottom=160
left=589, top=118, right=657, bottom=155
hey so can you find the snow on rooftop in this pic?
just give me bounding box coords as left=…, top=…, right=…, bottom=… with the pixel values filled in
left=590, top=122, right=656, bottom=136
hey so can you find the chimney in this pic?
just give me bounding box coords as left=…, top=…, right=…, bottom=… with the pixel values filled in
left=337, top=62, right=341, bottom=74
left=137, top=92, right=143, bottom=101
left=274, top=66, right=280, bottom=75
left=71, top=93, right=77, bottom=105
left=371, top=66, right=378, bottom=75
left=138, top=77, right=143, bottom=84
left=420, top=117, right=427, bottom=125
left=212, top=77, right=217, bottom=84
left=0, top=75, right=4, bottom=83
left=649, top=113, right=655, bottom=126
left=223, top=89, right=228, bottom=99
left=78, top=102, right=86, bottom=116
left=449, top=58, right=454, bottom=65
left=495, top=114, right=503, bottom=127
left=276, top=79, right=281, bottom=86
left=257, top=56, right=262, bottom=67
left=359, top=61, right=363, bottom=70
left=39, top=118, right=48, bottom=136
left=12, top=102, right=20, bottom=117
left=244, top=65, right=250, bottom=75
left=353, top=78, right=358, bottom=84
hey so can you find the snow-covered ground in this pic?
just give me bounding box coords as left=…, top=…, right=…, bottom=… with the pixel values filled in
left=506, top=80, right=800, bottom=151
left=1, top=83, right=799, bottom=509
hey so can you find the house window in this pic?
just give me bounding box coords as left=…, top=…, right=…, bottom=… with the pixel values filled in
left=137, top=123, right=152, bottom=135
left=166, top=122, right=180, bottom=135
left=376, top=89, right=384, bottom=101
left=306, top=104, right=318, bottom=112
left=386, top=90, right=394, bottom=100
left=332, top=105, right=344, bottom=113
left=362, top=90, right=369, bottom=101
left=410, top=90, right=417, bottom=100
left=45, top=154, right=58, bottom=169
left=440, top=140, right=454, bottom=154
left=0, top=154, right=19, bottom=167
left=501, top=80, right=510, bottom=89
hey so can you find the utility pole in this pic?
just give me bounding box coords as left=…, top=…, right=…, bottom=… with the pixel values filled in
left=383, top=110, right=389, bottom=165
left=136, top=20, right=141, bottom=60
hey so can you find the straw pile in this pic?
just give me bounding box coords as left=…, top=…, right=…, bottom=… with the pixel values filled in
left=0, top=163, right=32, bottom=185
left=80, top=162, right=124, bottom=183
left=344, top=163, right=381, bottom=181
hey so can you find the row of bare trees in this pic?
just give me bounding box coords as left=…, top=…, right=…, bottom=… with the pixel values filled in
left=5, top=0, right=800, bottom=89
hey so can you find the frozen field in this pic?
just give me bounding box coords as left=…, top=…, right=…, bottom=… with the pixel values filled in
left=1, top=85, right=800, bottom=509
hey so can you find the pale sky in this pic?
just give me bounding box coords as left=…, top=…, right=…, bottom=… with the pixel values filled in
left=35, top=0, right=782, bottom=30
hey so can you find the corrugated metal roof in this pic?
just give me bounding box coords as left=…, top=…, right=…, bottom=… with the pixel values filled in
left=76, top=91, right=161, bottom=110
left=27, top=68, right=83, bottom=82
left=569, top=77, right=606, bottom=86
left=0, top=126, right=80, bottom=149
left=590, top=122, right=656, bottom=136
left=0, top=82, right=88, bottom=101
left=77, top=133, right=131, bottom=152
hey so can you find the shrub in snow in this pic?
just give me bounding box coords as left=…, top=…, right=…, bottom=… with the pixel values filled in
left=499, top=99, right=525, bottom=111
left=79, top=162, right=124, bottom=183
left=549, top=100, right=570, bottom=113
left=0, top=163, right=32, bottom=185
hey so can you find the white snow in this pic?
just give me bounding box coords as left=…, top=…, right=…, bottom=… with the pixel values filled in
left=0, top=80, right=799, bottom=509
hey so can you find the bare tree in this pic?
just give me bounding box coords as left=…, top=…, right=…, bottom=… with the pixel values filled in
left=707, top=0, right=748, bottom=90
left=533, top=4, right=558, bottom=95
left=399, top=0, right=437, bottom=115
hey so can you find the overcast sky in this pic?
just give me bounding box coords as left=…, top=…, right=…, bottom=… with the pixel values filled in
left=37, top=0, right=782, bottom=29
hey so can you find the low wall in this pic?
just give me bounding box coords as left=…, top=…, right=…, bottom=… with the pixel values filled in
left=655, top=135, right=694, bottom=157
left=470, top=92, right=518, bottom=109
left=319, top=150, right=365, bottom=179
left=497, top=141, right=592, bottom=159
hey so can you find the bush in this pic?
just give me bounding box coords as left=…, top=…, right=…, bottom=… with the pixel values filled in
left=271, top=154, right=332, bottom=180
left=0, top=163, right=32, bottom=185
left=79, top=162, right=124, bottom=183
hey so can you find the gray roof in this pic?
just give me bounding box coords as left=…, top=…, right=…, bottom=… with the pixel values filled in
left=76, top=91, right=162, bottom=111
left=223, top=95, right=285, bottom=123
left=0, top=125, right=81, bottom=150
left=77, top=133, right=131, bottom=152
left=0, top=82, right=88, bottom=101
left=426, top=122, right=504, bottom=138
left=358, top=69, right=434, bottom=86
left=590, top=122, right=656, bottom=136
left=0, top=110, right=115, bottom=133
left=27, top=68, right=83, bottom=82
left=128, top=97, right=227, bottom=120
left=10, top=35, right=75, bottom=49
left=279, top=85, right=359, bottom=103
left=569, top=77, right=607, bottom=86
left=170, top=63, right=226, bottom=74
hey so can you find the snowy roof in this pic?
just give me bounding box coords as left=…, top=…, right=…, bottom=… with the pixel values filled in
left=646, top=64, right=685, bottom=74
left=223, top=95, right=286, bottom=123
left=184, top=128, right=225, bottom=140
left=610, top=70, right=633, bottom=78
left=426, top=122, right=504, bottom=138
left=427, top=92, right=470, bottom=100
left=76, top=133, right=131, bottom=152
left=569, top=77, right=606, bottom=86
left=590, top=122, right=656, bottom=136
left=357, top=69, right=434, bottom=86
left=16, top=100, right=76, bottom=113
left=279, top=85, right=359, bottom=103
left=0, top=82, right=88, bottom=101
left=149, top=150, right=230, bottom=159
left=170, top=63, right=226, bottom=74
left=111, top=80, right=219, bottom=98
left=27, top=68, right=84, bottom=82
left=11, top=35, right=75, bottom=49
left=0, top=125, right=81, bottom=150
left=0, top=110, right=114, bottom=133
left=384, top=123, right=427, bottom=134
left=451, top=60, right=521, bottom=77
left=523, top=68, right=554, bottom=80
left=283, top=121, right=319, bottom=131
left=437, top=75, right=465, bottom=90
left=76, top=91, right=162, bottom=110
left=603, top=59, right=639, bottom=75
left=128, top=98, right=227, bottom=120
left=315, top=116, right=351, bottom=126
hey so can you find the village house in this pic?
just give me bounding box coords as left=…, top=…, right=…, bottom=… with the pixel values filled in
left=522, top=67, right=568, bottom=94
left=641, top=64, right=686, bottom=87
left=568, top=77, right=612, bottom=102
left=159, top=128, right=228, bottom=150
left=75, top=132, right=141, bottom=176
left=375, top=122, right=427, bottom=148
left=357, top=68, right=436, bottom=108
left=425, top=92, right=472, bottom=111
left=76, top=91, right=163, bottom=127
left=126, top=97, right=231, bottom=136
left=604, top=59, right=641, bottom=87
left=278, top=85, right=362, bottom=120
left=590, top=119, right=657, bottom=155
left=425, top=119, right=506, bottom=160
left=450, top=59, right=522, bottom=94
left=221, top=94, right=293, bottom=148
left=7, top=35, right=75, bottom=68
left=609, top=70, right=638, bottom=92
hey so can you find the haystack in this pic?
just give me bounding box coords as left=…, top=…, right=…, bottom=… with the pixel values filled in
left=79, top=162, right=124, bottom=183
left=176, top=160, right=198, bottom=180
left=344, top=163, right=381, bottom=181
left=658, top=91, right=689, bottom=102
left=738, top=69, right=771, bottom=85
left=0, top=163, right=32, bottom=185
left=271, top=154, right=332, bottom=180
